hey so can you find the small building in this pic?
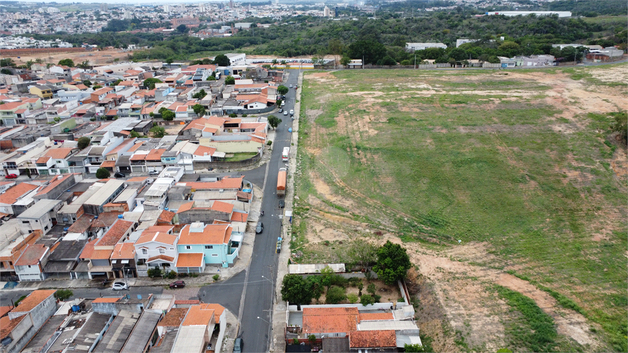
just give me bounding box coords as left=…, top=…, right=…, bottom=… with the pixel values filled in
left=0, top=290, right=57, bottom=353
left=16, top=199, right=63, bottom=235
left=177, top=222, right=240, bottom=267
left=14, top=243, right=50, bottom=281
left=405, top=43, right=447, bottom=52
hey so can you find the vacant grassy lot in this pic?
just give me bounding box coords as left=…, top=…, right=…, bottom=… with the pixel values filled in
left=294, top=65, right=628, bottom=352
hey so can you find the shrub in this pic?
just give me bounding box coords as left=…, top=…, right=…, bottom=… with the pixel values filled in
left=242, top=114, right=247, bottom=117
left=360, top=294, right=375, bottom=306
left=292, top=338, right=299, bottom=345
left=367, top=283, right=376, bottom=295
left=325, top=286, right=346, bottom=304
left=165, top=271, right=177, bottom=279
left=55, top=289, right=73, bottom=301
left=213, top=274, right=220, bottom=281
left=267, top=140, right=272, bottom=146
left=229, top=113, right=237, bottom=117
left=14, top=295, right=27, bottom=306
left=147, top=266, right=162, bottom=278
left=347, top=293, right=359, bottom=304
left=96, top=167, right=110, bottom=179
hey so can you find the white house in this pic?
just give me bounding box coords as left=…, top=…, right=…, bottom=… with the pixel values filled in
left=134, top=226, right=179, bottom=276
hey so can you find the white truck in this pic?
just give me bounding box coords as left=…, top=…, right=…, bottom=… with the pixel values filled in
left=282, top=147, right=290, bottom=162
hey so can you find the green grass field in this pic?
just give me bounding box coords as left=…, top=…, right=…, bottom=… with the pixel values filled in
left=296, top=66, right=627, bottom=351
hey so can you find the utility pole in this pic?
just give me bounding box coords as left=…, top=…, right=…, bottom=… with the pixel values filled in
left=414, top=53, right=417, bottom=69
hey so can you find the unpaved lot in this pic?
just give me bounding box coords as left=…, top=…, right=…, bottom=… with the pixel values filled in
left=295, top=65, right=627, bottom=352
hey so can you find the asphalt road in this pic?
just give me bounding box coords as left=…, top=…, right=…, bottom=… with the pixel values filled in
left=0, top=286, right=163, bottom=306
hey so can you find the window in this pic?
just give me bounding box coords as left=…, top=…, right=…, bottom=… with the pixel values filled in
left=211, top=254, right=218, bottom=257
left=159, top=248, right=165, bottom=254
left=204, top=245, right=213, bottom=250
left=185, top=246, right=191, bottom=250
left=142, top=249, right=147, bottom=255
left=22, top=221, right=29, bottom=224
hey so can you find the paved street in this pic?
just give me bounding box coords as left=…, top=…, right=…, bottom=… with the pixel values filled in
left=0, top=286, right=164, bottom=307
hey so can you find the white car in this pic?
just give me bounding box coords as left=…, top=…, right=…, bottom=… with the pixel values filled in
left=289, top=110, right=294, bottom=116
left=112, top=282, right=129, bottom=290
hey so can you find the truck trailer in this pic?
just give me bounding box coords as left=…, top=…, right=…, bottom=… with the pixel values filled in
left=277, top=168, right=286, bottom=197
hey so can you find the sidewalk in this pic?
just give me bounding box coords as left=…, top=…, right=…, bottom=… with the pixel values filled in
left=269, top=71, right=303, bottom=353
left=3, top=185, right=264, bottom=292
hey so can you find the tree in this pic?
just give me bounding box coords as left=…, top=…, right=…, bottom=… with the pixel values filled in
left=77, top=136, right=91, bottom=149
left=213, top=54, right=231, bottom=66
left=206, top=75, right=216, bottom=81
left=497, top=41, right=521, bottom=58
left=347, top=241, right=378, bottom=269
left=96, top=167, right=110, bottom=179
left=367, top=283, right=376, bottom=295
left=404, top=343, right=424, bottom=352
left=281, top=274, right=314, bottom=310
left=159, top=108, right=175, bottom=121
left=268, top=116, right=282, bottom=129
left=325, top=286, right=347, bottom=304
left=77, top=60, right=91, bottom=69
left=147, top=266, right=162, bottom=278
left=347, top=39, right=387, bottom=65
left=150, top=126, right=166, bottom=138
left=54, top=289, right=73, bottom=301
left=1, top=68, right=12, bottom=75
left=58, top=58, right=75, bottom=67
left=143, top=78, right=162, bottom=90
left=340, top=56, right=351, bottom=66
left=176, top=24, right=188, bottom=33
left=192, top=104, right=206, bottom=117
left=0, top=58, right=15, bottom=67
left=25, top=60, right=35, bottom=69
left=347, top=293, right=359, bottom=303
left=112, top=79, right=122, bottom=86
left=130, top=130, right=141, bottom=138
left=277, top=85, right=289, bottom=95
left=378, top=55, right=397, bottom=66
left=271, top=59, right=278, bottom=67
left=360, top=294, right=375, bottom=306
left=192, top=89, right=207, bottom=99
left=225, top=75, right=235, bottom=85
left=373, top=241, right=411, bottom=285
left=83, top=80, right=92, bottom=87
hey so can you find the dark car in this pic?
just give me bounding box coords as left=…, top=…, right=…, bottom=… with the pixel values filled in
left=276, top=241, right=282, bottom=253
left=169, top=280, right=186, bottom=288
left=114, top=172, right=125, bottom=178
left=279, top=199, right=285, bottom=208
left=233, top=338, right=242, bottom=353
left=4, top=174, right=18, bottom=179
left=255, top=222, right=264, bottom=234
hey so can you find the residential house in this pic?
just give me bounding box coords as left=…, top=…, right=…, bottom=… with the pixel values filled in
left=175, top=200, right=234, bottom=225
left=80, top=219, right=136, bottom=279
left=28, top=85, right=53, bottom=99
left=14, top=243, right=50, bottom=281
left=16, top=199, right=63, bottom=235
left=0, top=290, right=57, bottom=353
left=0, top=101, right=29, bottom=127
left=0, top=223, right=39, bottom=281
left=134, top=226, right=178, bottom=276
left=33, top=173, right=81, bottom=200
left=177, top=222, right=240, bottom=267
left=0, top=183, right=39, bottom=216
left=83, top=179, right=126, bottom=215
left=34, top=148, right=77, bottom=177
left=119, top=311, right=162, bottom=353
left=170, top=304, right=227, bottom=353
left=43, top=238, right=87, bottom=279
left=110, top=242, right=137, bottom=279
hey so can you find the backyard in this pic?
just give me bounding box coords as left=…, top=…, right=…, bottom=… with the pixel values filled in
left=293, top=64, right=628, bottom=352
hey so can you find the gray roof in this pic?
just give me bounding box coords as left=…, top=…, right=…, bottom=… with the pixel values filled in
left=48, top=240, right=88, bottom=261
left=322, top=337, right=349, bottom=352
left=120, top=311, right=161, bottom=353
left=117, top=155, right=131, bottom=167
left=17, top=199, right=61, bottom=219
left=93, top=310, right=140, bottom=353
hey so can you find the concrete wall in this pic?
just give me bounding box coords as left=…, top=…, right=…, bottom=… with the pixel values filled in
left=34, top=174, right=81, bottom=201
left=177, top=210, right=230, bottom=225
left=193, top=153, right=260, bottom=171
left=199, top=139, right=261, bottom=153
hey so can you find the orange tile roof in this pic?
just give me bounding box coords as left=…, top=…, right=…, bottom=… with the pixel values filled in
left=127, top=176, right=148, bottom=182
left=13, top=290, right=56, bottom=313
left=136, top=231, right=177, bottom=245
left=177, top=176, right=243, bottom=191
left=200, top=304, right=224, bottom=323
left=359, top=313, right=394, bottom=321
left=100, top=160, right=116, bottom=168
left=0, top=306, right=11, bottom=318
left=230, top=211, right=248, bottom=223
left=146, top=148, right=166, bottom=161
left=0, top=102, right=25, bottom=110
left=349, top=330, right=397, bottom=348
left=302, top=307, right=359, bottom=334
left=127, top=141, right=144, bottom=153
left=175, top=300, right=200, bottom=305
left=182, top=305, right=214, bottom=326
left=15, top=244, right=47, bottom=266
left=178, top=224, right=231, bottom=245
left=35, top=174, right=75, bottom=197
left=68, top=214, right=95, bottom=234
left=79, top=239, right=97, bottom=259
left=176, top=201, right=194, bottom=214
left=145, top=225, right=174, bottom=233
left=111, top=243, right=136, bottom=259
left=95, top=220, right=134, bottom=247
left=158, top=308, right=188, bottom=327
left=193, top=145, right=216, bottom=157
left=0, top=183, right=38, bottom=205
left=36, top=156, right=51, bottom=164
left=91, top=249, right=113, bottom=260
left=158, top=210, right=175, bottom=224
left=211, top=201, right=233, bottom=214
left=44, top=147, right=74, bottom=159
left=176, top=253, right=204, bottom=268
left=93, top=297, right=121, bottom=303
left=147, top=254, right=174, bottom=263
left=0, top=315, right=25, bottom=341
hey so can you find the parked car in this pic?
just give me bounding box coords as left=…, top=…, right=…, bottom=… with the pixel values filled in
left=276, top=241, right=282, bottom=253
left=4, top=174, right=17, bottom=179
left=149, top=171, right=159, bottom=176
left=112, top=282, right=128, bottom=290
left=289, top=84, right=293, bottom=88
left=233, top=338, right=242, bottom=353
left=289, top=109, right=294, bottom=116
left=279, top=108, right=283, bottom=113
left=114, top=172, right=125, bottom=178
left=279, top=199, right=285, bottom=208
left=283, top=111, right=288, bottom=116
left=256, top=222, right=264, bottom=234
left=169, top=280, right=186, bottom=289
